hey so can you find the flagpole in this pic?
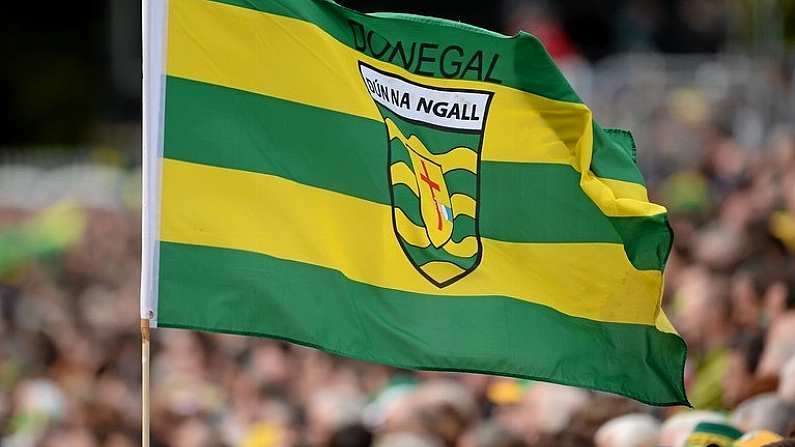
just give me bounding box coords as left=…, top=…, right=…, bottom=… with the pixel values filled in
left=141, top=319, right=151, bottom=447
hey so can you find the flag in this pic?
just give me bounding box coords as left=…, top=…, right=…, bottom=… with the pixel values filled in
left=140, top=0, right=688, bottom=405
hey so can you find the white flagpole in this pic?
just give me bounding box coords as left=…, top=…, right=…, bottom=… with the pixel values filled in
left=140, top=0, right=165, bottom=323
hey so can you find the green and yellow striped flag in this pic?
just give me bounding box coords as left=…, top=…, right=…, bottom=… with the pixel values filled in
left=140, top=0, right=688, bottom=405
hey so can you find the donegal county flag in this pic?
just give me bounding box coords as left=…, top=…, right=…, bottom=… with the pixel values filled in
left=140, top=0, right=688, bottom=405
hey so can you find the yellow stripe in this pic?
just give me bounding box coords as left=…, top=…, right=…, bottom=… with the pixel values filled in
left=160, top=158, right=664, bottom=326
left=656, top=310, right=677, bottom=335
left=394, top=208, right=430, bottom=248
left=603, top=178, right=649, bottom=202
left=451, top=193, right=476, bottom=218
left=166, top=0, right=663, bottom=218
left=389, top=162, right=418, bottom=196
left=445, top=236, right=478, bottom=258
left=421, top=261, right=466, bottom=284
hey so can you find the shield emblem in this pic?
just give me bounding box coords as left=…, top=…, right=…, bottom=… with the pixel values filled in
left=360, top=63, right=493, bottom=287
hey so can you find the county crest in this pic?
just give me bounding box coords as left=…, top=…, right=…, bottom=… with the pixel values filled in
left=360, top=62, right=493, bottom=287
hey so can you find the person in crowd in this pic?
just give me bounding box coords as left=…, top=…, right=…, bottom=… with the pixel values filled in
left=593, top=413, right=660, bottom=447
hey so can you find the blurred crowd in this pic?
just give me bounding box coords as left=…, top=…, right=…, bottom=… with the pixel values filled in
left=2, top=123, right=795, bottom=447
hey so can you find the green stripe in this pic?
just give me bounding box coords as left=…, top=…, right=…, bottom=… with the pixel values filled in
left=392, top=183, right=422, bottom=226
left=164, top=76, right=388, bottom=202
left=444, top=169, right=477, bottom=200
left=604, top=128, right=637, bottom=163
left=210, top=0, right=579, bottom=103
left=611, top=214, right=673, bottom=271
left=591, top=122, right=645, bottom=185
left=390, top=147, right=413, bottom=167
left=163, top=76, right=670, bottom=270
left=451, top=214, right=475, bottom=243
left=480, top=162, right=672, bottom=270
left=157, top=241, right=688, bottom=406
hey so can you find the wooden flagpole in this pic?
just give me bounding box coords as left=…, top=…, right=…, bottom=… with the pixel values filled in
left=141, top=319, right=151, bottom=447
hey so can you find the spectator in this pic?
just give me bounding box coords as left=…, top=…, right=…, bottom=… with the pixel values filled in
left=731, top=393, right=795, bottom=436
left=723, top=332, right=769, bottom=408
left=594, top=413, right=660, bottom=447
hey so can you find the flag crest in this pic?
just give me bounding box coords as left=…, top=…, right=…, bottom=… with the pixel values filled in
left=360, top=63, right=492, bottom=286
